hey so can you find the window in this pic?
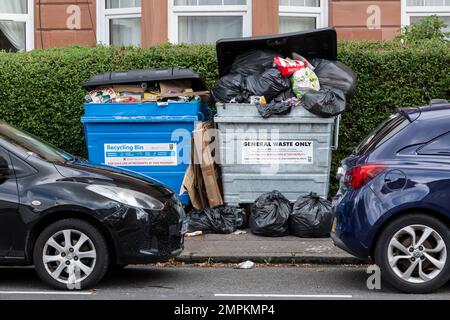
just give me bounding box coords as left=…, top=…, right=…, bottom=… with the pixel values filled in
left=418, top=132, right=450, bottom=156
left=97, top=0, right=142, bottom=46
left=279, top=0, right=327, bottom=33
left=402, top=0, right=450, bottom=33
left=355, top=113, right=410, bottom=156
left=0, top=0, right=33, bottom=52
left=169, top=0, right=252, bottom=44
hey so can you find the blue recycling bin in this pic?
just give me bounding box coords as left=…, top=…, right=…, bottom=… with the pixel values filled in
left=81, top=68, right=210, bottom=205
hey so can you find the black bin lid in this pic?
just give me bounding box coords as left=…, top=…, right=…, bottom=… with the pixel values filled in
left=216, top=28, right=337, bottom=77
left=82, top=67, right=208, bottom=91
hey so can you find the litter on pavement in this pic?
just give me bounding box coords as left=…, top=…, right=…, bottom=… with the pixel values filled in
left=236, top=261, right=256, bottom=269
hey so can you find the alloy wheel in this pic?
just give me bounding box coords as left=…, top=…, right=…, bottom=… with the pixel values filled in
left=388, top=224, right=447, bottom=284
left=42, top=229, right=97, bottom=285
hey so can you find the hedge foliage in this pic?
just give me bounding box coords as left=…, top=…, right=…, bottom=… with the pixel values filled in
left=0, top=41, right=449, bottom=196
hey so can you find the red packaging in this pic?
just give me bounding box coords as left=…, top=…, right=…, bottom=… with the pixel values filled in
left=274, top=57, right=306, bottom=77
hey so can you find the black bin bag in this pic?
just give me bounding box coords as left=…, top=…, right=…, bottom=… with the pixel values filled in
left=311, top=59, right=357, bottom=100
left=302, top=86, right=346, bottom=118
left=256, top=89, right=296, bottom=118
left=211, top=74, right=246, bottom=103
left=230, top=50, right=280, bottom=77
left=290, top=193, right=333, bottom=238
left=250, top=191, right=292, bottom=237
left=244, top=68, right=291, bottom=102
left=187, top=206, right=245, bottom=234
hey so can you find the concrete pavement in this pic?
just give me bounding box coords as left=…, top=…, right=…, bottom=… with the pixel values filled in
left=179, top=232, right=365, bottom=264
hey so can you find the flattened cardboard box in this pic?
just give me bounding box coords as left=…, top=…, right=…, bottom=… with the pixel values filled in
left=181, top=122, right=223, bottom=209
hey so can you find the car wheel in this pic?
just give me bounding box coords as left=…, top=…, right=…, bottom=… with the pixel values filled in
left=375, top=214, right=450, bottom=294
left=33, top=219, right=109, bottom=290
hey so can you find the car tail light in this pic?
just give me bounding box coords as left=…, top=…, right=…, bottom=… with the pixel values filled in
left=344, top=164, right=388, bottom=190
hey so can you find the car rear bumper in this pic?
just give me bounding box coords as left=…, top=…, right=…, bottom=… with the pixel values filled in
left=331, top=187, right=382, bottom=259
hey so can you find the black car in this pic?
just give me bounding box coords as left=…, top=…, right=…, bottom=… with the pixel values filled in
left=0, top=121, right=185, bottom=290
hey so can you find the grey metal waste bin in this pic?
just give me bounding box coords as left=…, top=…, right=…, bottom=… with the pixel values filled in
left=214, top=28, right=340, bottom=206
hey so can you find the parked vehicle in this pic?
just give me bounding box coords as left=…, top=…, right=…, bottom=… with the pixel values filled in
left=0, top=121, right=185, bottom=290
left=332, top=100, right=450, bottom=293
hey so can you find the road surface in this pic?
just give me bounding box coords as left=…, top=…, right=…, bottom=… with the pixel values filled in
left=0, top=264, right=449, bottom=300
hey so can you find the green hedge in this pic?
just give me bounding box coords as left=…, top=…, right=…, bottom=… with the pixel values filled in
left=0, top=41, right=449, bottom=196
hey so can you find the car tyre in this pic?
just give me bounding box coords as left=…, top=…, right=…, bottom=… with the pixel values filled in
left=375, top=213, right=450, bottom=294
left=33, top=218, right=109, bottom=290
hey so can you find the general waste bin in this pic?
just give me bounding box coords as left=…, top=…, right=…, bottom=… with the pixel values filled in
left=81, top=68, right=210, bottom=205
left=215, top=28, right=340, bottom=206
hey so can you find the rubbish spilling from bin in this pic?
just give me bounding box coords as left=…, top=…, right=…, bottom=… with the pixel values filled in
left=211, top=29, right=351, bottom=238
left=83, top=69, right=210, bottom=105
left=212, top=28, right=356, bottom=119
left=81, top=29, right=354, bottom=242
left=81, top=68, right=212, bottom=205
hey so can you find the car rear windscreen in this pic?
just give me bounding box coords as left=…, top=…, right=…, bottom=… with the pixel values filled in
left=354, top=113, right=410, bottom=155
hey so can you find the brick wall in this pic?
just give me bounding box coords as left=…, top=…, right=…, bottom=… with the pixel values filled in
left=34, top=0, right=96, bottom=49
left=329, top=0, right=401, bottom=40
left=33, top=0, right=401, bottom=49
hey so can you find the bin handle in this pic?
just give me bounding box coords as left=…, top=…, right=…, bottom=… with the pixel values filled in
left=332, top=115, right=340, bottom=151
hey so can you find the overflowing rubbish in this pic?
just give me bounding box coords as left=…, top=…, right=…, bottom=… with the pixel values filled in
left=211, top=74, right=247, bottom=103
left=87, top=88, right=117, bottom=104
left=244, top=68, right=291, bottom=102
left=257, top=95, right=298, bottom=118
left=290, top=193, right=333, bottom=238
left=236, top=260, right=256, bottom=269
left=250, top=191, right=292, bottom=237
left=82, top=68, right=212, bottom=206
left=311, top=59, right=357, bottom=100
left=212, top=36, right=355, bottom=120
left=302, top=87, right=346, bottom=118
left=230, top=50, right=280, bottom=77
left=290, top=66, right=321, bottom=99
left=84, top=72, right=209, bottom=105
left=187, top=206, right=245, bottom=234
left=274, top=57, right=307, bottom=77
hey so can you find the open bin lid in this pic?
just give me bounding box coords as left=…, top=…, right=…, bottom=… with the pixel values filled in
left=216, top=28, right=337, bottom=77
left=82, top=67, right=208, bottom=91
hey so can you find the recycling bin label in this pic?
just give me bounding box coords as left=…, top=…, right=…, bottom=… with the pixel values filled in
left=104, top=143, right=178, bottom=167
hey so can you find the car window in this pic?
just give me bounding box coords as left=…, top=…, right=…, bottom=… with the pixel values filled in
left=354, top=113, right=410, bottom=156
left=0, top=121, right=74, bottom=163
left=418, top=132, right=450, bottom=156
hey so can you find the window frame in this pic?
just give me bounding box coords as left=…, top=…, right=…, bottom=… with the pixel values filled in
left=96, top=0, right=142, bottom=46
left=401, top=0, right=450, bottom=29
left=279, top=0, right=328, bottom=32
left=0, top=0, right=34, bottom=51
left=168, top=0, right=253, bottom=44
left=417, top=131, right=450, bottom=156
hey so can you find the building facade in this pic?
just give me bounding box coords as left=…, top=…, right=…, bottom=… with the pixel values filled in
left=0, top=0, right=448, bottom=52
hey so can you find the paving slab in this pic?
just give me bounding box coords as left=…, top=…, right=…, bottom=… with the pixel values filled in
left=177, top=231, right=367, bottom=265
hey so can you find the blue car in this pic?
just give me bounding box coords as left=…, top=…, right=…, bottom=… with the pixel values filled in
left=332, top=99, right=450, bottom=293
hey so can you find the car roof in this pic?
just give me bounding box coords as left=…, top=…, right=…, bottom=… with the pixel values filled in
left=398, top=102, right=450, bottom=121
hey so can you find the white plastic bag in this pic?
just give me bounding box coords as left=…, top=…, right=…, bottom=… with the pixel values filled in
left=290, top=67, right=320, bottom=98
